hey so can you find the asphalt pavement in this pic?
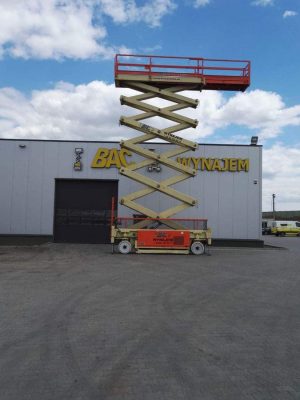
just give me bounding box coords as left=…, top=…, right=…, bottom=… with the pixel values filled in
left=0, top=238, right=299, bottom=400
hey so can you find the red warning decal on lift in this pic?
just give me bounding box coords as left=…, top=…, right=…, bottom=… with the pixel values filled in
left=137, top=230, right=190, bottom=248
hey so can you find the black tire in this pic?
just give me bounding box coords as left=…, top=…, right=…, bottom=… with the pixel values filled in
left=118, top=240, right=132, bottom=254
left=190, top=241, right=205, bottom=255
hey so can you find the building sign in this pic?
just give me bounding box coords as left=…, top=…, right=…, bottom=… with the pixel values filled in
left=73, top=148, right=84, bottom=171
left=91, top=147, right=249, bottom=172
left=176, top=157, right=249, bottom=172
left=91, top=148, right=133, bottom=169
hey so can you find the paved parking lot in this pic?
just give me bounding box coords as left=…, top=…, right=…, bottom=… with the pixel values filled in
left=0, top=238, right=299, bottom=400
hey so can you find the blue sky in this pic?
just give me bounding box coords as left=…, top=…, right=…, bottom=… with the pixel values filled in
left=0, top=0, right=299, bottom=210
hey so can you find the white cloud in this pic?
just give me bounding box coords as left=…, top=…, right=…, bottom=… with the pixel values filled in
left=1, top=81, right=300, bottom=210
left=0, top=81, right=134, bottom=141
left=0, top=0, right=105, bottom=59
left=1, top=83, right=300, bottom=143
left=252, top=0, right=273, bottom=6
left=193, top=0, right=211, bottom=7
left=0, top=0, right=175, bottom=60
left=263, top=145, right=300, bottom=210
left=283, top=10, right=298, bottom=18
left=142, top=44, right=163, bottom=53
left=194, top=90, right=300, bottom=141
left=100, top=0, right=176, bottom=27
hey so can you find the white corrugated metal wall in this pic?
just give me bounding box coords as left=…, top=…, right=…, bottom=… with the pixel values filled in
left=0, top=139, right=262, bottom=240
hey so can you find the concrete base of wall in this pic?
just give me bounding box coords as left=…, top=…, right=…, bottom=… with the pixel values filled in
left=212, top=238, right=264, bottom=248
left=0, top=235, right=264, bottom=248
left=0, top=235, right=53, bottom=246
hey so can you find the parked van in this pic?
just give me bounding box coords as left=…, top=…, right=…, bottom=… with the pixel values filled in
left=271, top=221, right=300, bottom=236
left=262, top=219, right=272, bottom=235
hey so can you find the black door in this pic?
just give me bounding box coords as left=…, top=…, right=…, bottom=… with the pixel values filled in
left=54, top=179, right=118, bottom=243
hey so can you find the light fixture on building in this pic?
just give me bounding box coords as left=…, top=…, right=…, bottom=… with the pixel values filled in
left=147, top=148, right=161, bottom=172
left=19, top=144, right=26, bottom=149
left=251, top=136, right=258, bottom=145
left=147, top=164, right=161, bottom=173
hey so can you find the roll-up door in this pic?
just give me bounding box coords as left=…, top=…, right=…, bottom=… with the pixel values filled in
left=54, top=179, right=118, bottom=243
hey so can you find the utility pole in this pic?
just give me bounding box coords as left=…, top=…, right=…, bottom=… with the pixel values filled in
left=272, top=193, right=276, bottom=220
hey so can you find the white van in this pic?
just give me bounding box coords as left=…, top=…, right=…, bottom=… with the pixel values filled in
left=271, top=221, right=300, bottom=236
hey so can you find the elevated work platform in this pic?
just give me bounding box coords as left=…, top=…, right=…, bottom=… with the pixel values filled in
left=112, top=53, right=251, bottom=254
left=115, top=54, right=250, bottom=92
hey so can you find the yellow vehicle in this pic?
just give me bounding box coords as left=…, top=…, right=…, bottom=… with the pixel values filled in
left=271, top=221, right=300, bottom=236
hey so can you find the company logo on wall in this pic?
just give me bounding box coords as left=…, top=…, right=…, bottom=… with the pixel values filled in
left=91, top=148, right=133, bottom=169
left=90, top=147, right=250, bottom=172
left=73, top=148, right=84, bottom=171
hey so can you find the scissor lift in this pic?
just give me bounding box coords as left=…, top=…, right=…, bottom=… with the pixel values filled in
left=111, top=55, right=250, bottom=254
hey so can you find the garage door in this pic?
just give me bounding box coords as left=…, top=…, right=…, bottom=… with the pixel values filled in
left=54, top=179, right=118, bottom=244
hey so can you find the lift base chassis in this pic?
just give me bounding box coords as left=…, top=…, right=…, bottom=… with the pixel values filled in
left=111, top=226, right=212, bottom=255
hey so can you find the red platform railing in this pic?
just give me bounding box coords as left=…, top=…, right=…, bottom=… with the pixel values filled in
left=115, top=54, right=250, bottom=91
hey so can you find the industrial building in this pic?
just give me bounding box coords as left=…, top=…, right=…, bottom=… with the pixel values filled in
left=0, top=138, right=262, bottom=246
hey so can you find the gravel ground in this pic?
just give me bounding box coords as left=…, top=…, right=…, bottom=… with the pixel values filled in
left=0, top=238, right=299, bottom=400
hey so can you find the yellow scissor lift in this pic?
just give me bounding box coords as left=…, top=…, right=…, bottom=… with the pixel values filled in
left=111, top=55, right=250, bottom=254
